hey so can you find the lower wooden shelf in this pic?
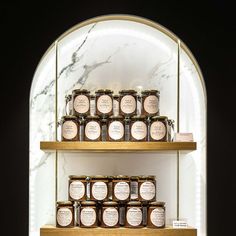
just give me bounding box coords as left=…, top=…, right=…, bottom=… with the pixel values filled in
left=40, top=225, right=197, bottom=236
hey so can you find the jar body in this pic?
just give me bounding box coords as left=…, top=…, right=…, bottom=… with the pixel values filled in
left=95, top=90, right=113, bottom=117
left=68, top=176, right=87, bottom=201
left=101, top=204, right=119, bottom=228
left=80, top=203, right=98, bottom=228
left=125, top=204, right=143, bottom=228
left=90, top=177, right=109, bottom=201
left=147, top=204, right=166, bottom=228
left=112, top=177, right=130, bottom=202
left=119, top=90, right=137, bottom=117
left=108, top=116, right=125, bottom=141
left=61, top=116, right=79, bottom=141
left=84, top=116, right=102, bottom=141
left=130, top=116, right=147, bottom=141
left=138, top=177, right=156, bottom=202
left=141, top=90, right=160, bottom=116
left=149, top=116, right=168, bottom=142
left=56, top=203, right=74, bottom=228
left=72, top=89, right=90, bottom=117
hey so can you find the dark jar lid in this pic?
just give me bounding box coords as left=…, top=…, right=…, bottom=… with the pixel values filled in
left=119, top=89, right=137, bottom=95
left=109, top=115, right=124, bottom=120
left=90, top=95, right=95, bottom=99
left=72, top=89, right=90, bottom=95
left=91, top=175, right=108, bottom=180
left=113, top=175, right=130, bottom=180
left=57, top=201, right=73, bottom=206
left=127, top=201, right=142, bottom=206
left=149, top=201, right=165, bottom=206
left=113, top=95, right=119, bottom=99
left=69, top=175, right=87, bottom=180
left=130, top=176, right=139, bottom=180
left=61, top=115, right=77, bottom=120
left=95, top=89, right=113, bottom=94
left=81, top=201, right=96, bottom=206
left=103, top=201, right=119, bottom=207
left=139, top=175, right=156, bottom=180
left=86, top=115, right=100, bottom=120
left=131, top=115, right=147, bottom=121
left=141, top=90, right=160, bottom=95
left=150, top=116, right=168, bottom=121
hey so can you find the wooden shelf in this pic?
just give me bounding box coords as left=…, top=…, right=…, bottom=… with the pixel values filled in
left=40, top=141, right=197, bottom=152
left=40, top=225, right=197, bottom=236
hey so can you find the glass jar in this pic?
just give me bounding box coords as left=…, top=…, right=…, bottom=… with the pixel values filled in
left=130, top=115, right=147, bottom=141
left=90, top=175, right=109, bottom=201
left=130, top=176, right=139, bottom=200
left=80, top=201, right=98, bottom=228
left=90, top=95, right=96, bottom=116
left=141, top=90, right=160, bottom=116
left=119, top=90, right=137, bottom=117
left=61, top=115, right=79, bottom=141
left=138, top=175, right=156, bottom=202
left=124, top=117, right=131, bottom=141
left=68, top=175, right=87, bottom=201
left=72, top=89, right=90, bottom=117
left=95, top=89, right=113, bottom=117
left=149, top=116, right=168, bottom=141
left=125, top=201, right=143, bottom=228
left=101, top=118, right=108, bottom=141
left=112, top=175, right=130, bottom=202
left=119, top=202, right=126, bottom=226
left=84, top=116, right=101, bottom=141
left=101, top=201, right=119, bottom=228
left=65, top=94, right=73, bottom=115
left=147, top=201, right=166, bottom=228
left=56, top=201, right=74, bottom=228
left=108, top=176, right=113, bottom=201
left=113, top=95, right=120, bottom=116
left=167, top=119, right=175, bottom=142
left=108, top=116, right=125, bottom=141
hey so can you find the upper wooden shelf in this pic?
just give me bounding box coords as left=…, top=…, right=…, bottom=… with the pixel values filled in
left=40, top=141, right=197, bottom=152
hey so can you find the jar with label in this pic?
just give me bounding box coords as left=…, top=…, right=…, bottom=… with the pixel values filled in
left=112, top=175, right=130, bottom=202
left=149, top=116, right=168, bottom=141
left=90, top=95, right=96, bottom=116
left=108, top=116, right=125, bottom=141
left=167, top=119, right=175, bottom=142
left=84, top=116, right=101, bottom=141
left=141, top=90, right=160, bottom=116
left=61, top=115, right=79, bottom=141
left=113, top=95, right=120, bottom=116
left=130, top=116, right=147, bottom=141
left=138, top=175, right=156, bottom=202
left=65, top=94, right=73, bottom=115
left=68, top=175, right=87, bottom=201
left=119, top=90, right=137, bottom=117
left=147, top=201, right=165, bottom=228
left=130, top=176, right=139, bottom=200
left=125, top=201, right=143, bottom=228
left=80, top=201, right=98, bottom=228
left=56, top=201, right=74, bottom=228
left=90, top=176, right=109, bottom=201
left=95, top=89, right=113, bottom=117
left=101, top=201, right=119, bottom=228
left=72, top=89, right=90, bottom=117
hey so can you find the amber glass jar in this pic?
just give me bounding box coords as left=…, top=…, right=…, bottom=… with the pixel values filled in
left=90, top=176, right=109, bottom=201
left=112, top=175, right=130, bottom=202
left=138, top=175, right=156, bottom=202
left=141, top=90, right=160, bottom=116
left=68, top=175, right=87, bottom=201
left=108, top=116, right=125, bottom=141
left=113, top=95, right=120, bottom=116
left=119, top=90, right=137, bottom=117
left=130, top=115, right=147, bottom=141
left=72, top=89, right=90, bottom=117
left=61, top=115, right=79, bottom=141
left=101, top=201, right=119, bottom=228
left=56, top=201, right=74, bottom=228
left=125, top=201, right=143, bottom=228
left=149, top=116, right=168, bottom=141
left=80, top=201, right=98, bottom=228
left=84, top=116, right=101, bottom=141
left=95, top=89, right=113, bottom=117
left=147, top=201, right=166, bottom=228
left=130, top=176, right=139, bottom=200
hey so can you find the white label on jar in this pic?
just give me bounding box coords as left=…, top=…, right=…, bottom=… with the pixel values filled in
left=120, top=95, right=136, bottom=114
left=69, top=181, right=85, bottom=200
left=114, top=182, right=130, bottom=200
left=150, top=208, right=165, bottom=227
left=97, top=95, right=112, bottom=114
left=108, top=121, right=124, bottom=140
left=85, top=121, right=101, bottom=140
left=113, top=100, right=119, bottom=116
left=80, top=207, right=96, bottom=226
left=144, top=95, right=158, bottom=114
left=126, top=207, right=142, bottom=226
left=74, top=95, right=89, bottom=114
left=103, top=208, right=119, bottom=227
left=140, top=181, right=155, bottom=200
left=62, top=121, right=77, bottom=140
left=131, top=181, right=138, bottom=200
left=92, top=182, right=108, bottom=200
left=131, top=121, right=147, bottom=140
left=57, top=208, right=72, bottom=227
left=150, top=121, right=166, bottom=140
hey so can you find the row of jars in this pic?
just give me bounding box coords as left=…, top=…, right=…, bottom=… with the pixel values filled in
left=65, top=89, right=160, bottom=118
left=61, top=115, right=174, bottom=142
left=68, top=175, right=156, bottom=202
left=56, top=200, right=165, bottom=228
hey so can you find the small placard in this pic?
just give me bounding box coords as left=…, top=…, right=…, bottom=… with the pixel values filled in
left=173, top=220, right=188, bottom=228
left=174, top=133, right=193, bottom=142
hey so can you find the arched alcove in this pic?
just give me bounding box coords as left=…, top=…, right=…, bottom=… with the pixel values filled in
left=30, top=15, right=206, bottom=236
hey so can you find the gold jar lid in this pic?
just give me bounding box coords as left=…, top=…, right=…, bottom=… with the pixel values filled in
left=86, top=115, right=100, bottom=120
left=61, top=115, right=77, bottom=120
left=103, top=201, right=118, bottom=206
left=130, top=176, right=139, bottom=180
left=72, top=89, right=90, bottom=94
left=119, top=89, right=137, bottom=95
left=57, top=201, right=73, bottom=206
left=109, top=115, right=124, bottom=120
left=81, top=201, right=96, bottom=206
left=69, top=175, right=87, bottom=180
left=127, top=201, right=142, bottom=206
left=91, top=175, right=108, bottom=180
left=95, top=89, right=113, bottom=94
left=149, top=201, right=165, bottom=206
left=141, top=89, right=160, bottom=95
left=139, top=175, right=156, bottom=180
left=131, top=115, right=146, bottom=121
left=151, top=116, right=168, bottom=121
left=114, top=175, right=130, bottom=180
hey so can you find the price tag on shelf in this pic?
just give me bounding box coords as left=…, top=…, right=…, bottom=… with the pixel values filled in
left=172, top=220, right=188, bottom=228
left=174, top=133, right=194, bottom=142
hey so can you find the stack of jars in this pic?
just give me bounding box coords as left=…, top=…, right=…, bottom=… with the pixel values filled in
left=56, top=175, right=166, bottom=229
left=61, top=89, right=175, bottom=142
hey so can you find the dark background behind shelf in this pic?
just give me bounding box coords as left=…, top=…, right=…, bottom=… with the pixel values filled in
left=0, top=1, right=235, bottom=236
